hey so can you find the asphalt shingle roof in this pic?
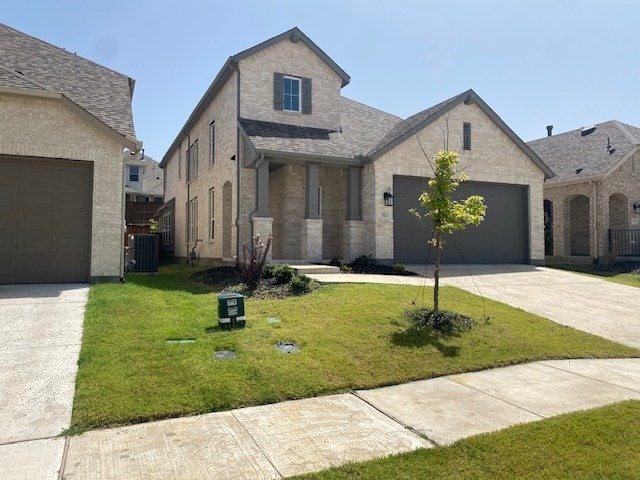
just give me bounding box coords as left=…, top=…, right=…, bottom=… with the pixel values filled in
left=239, top=97, right=401, bottom=160
left=0, top=22, right=136, bottom=138
left=528, top=120, right=640, bottom=184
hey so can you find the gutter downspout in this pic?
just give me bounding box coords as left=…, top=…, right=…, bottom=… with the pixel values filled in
left=231, top=61, right=241, bottom=261
left=184, top=130, right=191, bottom=260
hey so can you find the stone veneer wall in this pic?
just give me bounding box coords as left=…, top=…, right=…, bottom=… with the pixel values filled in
left=364, top=101, right=546, bottom=264
left=0, top=93, right=127, bottom=281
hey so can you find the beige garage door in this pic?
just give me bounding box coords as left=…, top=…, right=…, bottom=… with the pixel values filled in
left=0, top=156, right=93, bottom=284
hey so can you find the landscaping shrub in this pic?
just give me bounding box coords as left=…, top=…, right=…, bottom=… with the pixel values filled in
left=329, top=258, right=341, bottom=267
left=262, top=263, right=277, bottom=279
left=352, top=254, right=371, bottom=267
left=273, top=265, right=294, bottom=284
left=393, top=263, right=406, bottom=273
left=405, top=307, right=474, bottom=335
left=289, top=274, right=312, bottom=295
left=340, top=264, right=353, bottom=273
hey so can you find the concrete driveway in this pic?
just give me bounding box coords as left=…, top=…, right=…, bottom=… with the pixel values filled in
left=0, top=284, right=88, bottom=480
left=420, top=265, right=640, bottom=350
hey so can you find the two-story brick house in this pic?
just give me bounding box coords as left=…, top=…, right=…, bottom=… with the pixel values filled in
left=160, top=27, right=552, bottom=265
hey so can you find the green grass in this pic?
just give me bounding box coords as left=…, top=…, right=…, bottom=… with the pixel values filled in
left=548, top=263, right=640, bottom=288
left=71, top=264, right=640, bottom=431
left=292, top=400, right=640, bottom=480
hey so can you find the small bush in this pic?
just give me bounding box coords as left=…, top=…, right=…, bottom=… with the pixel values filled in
left=262, top=264, right=277, bottom=279
left=289, top=275, right=312, bottom=295
left=353, top=254, right=371, bottom=267
left=340, top=264, right=353, bottom=273
left=329, top=258, right=341, bottom=267
left=392, top=263, right=406, bottom=273
left=273, top=265, right=294, bottom=284
left=405, top=307, right=474, bottom=335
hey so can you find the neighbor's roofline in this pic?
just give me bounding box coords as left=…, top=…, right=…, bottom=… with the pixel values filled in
left=161, top=27, right=350, bottom=167
left=369, top=89, right=555, bottom=179
left=0, top=86, right=141, bottom=151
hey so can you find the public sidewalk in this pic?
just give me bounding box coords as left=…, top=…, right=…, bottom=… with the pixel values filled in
left=59, top=358, right=640, bottom=479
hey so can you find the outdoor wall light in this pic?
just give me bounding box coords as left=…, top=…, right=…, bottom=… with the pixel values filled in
left=383, top=188, right=394, bottom=207
left=634, top=201, right=640, bottom=214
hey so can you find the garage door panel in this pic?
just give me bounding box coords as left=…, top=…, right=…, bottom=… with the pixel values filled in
left=394, top=176, right=528, bottom=264
left=21, top=212, right=54, bottom=232
left=0, top=157, right=92, bottom=284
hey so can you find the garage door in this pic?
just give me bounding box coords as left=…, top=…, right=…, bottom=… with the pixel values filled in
left=0, top=157, right=93, bottom=284
left=393, top=176, right=528, bottom=264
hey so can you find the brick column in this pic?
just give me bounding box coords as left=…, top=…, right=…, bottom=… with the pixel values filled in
left=342, top=220, right=364, bottom=262
left=252, top=216, right=273, bottom=262
left=301, top=218, right=323, bottom=261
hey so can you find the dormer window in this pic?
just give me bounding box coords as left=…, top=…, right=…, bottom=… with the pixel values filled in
left=274, top=72, right=312, bottom=114
left=283, top=76, right=300, bottom=112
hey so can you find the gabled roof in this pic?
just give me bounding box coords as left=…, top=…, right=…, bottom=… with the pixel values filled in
left=367, top=89, right=554, bottom=178
left=527, top=120, right=640, bottom=184
left=0, top=22, right=137, bottom=139
left=239, top=97, right=401, bottom=163
left=162, top=27, right=350, bottom=166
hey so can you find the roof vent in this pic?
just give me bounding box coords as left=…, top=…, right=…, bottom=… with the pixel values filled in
left=576, top=168, right=583, bottom=174
left=581, top=126, right=596, bottom=136
left=546, top=125, right=553, bottom=136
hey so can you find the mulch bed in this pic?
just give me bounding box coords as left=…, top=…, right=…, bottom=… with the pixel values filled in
left=347, top=264, right=419, bottom=276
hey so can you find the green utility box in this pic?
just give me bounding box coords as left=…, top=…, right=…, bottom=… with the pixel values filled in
left=218, top=292, right=246, bottom=329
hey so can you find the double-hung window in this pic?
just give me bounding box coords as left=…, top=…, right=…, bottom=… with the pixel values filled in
left=208, top=187, right=215, bottom=240
left=187, top=197, right=198, bottom=244
left=283, top=76, right=300, bottom=112
left=209, top=121, right=215, bottom=165
left=129, top=166, right=139, bottom=182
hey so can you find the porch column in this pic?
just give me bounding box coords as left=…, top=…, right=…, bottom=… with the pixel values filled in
left=343, top=167, right=364, bottom=261
left=302, top=164, right=323, bottom=261
left=256, top=159, right=269, bottom=217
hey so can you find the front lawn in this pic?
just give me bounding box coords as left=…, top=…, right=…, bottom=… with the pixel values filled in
left=548, top=262, right=640, bottom=288
left=292, top=400, right=640, bottom=480
left=71, top=264, right=640, bottom=431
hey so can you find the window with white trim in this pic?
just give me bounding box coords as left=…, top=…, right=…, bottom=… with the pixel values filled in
left=208, top=187, right=215, bottom=240
left=283, top=75, right=300, bottom=112
left=187, top=197, right=198, bottom=243
left=209, top=121, right=215, bottom=165
left=129, top=165, right=140, bottom=182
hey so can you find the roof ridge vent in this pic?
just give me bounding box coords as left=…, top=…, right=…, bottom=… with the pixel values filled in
left=581, top=126, right=596, bottom=136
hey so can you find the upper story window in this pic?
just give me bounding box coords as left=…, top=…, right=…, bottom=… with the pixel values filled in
left=129, top=165, right=140, bottom=182
left=274, top=72, right=312, bottom=114
left=463, top=122, right=471, bottom=151
left=209, top=121, right=215, bottom=165
left=186, top=140, right=198, bottom=182
left=283, top=76, right=300, bottom=112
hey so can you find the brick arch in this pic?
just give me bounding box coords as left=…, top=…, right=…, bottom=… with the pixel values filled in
left=609, top=193, right=628, bottom=229
left=564, top=194, right=590, bottom=256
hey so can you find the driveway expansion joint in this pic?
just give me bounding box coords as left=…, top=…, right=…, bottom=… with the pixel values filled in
left=230, top=410, right=284, bottom=479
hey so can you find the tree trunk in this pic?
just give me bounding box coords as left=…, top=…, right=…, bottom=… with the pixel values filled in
left=434, top=233, right=441, bottom=313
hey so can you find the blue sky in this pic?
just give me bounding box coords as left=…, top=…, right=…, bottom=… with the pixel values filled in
left=4, top=0, right=640, bottom=161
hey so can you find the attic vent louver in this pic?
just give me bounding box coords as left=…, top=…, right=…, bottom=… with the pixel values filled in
left=581, top=126, right=596, bottom=136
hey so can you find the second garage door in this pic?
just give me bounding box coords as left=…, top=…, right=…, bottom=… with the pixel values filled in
left=393, top=176, right=529, bottom=264
left=0, top=156, right=93, bottom=284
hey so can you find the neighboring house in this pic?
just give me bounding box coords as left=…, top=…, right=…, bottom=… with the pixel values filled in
left=0, top=23, right=141, bottom=284
left=125, top=153, right=164, bottom=241
left=529, top=121, right=640, bottom=263
left=160, top=27, right=552, bottom=265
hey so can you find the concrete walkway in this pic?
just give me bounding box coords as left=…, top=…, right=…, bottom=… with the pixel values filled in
left=0, top=284, right=88, bottom=480
left=60, top=358, right=640, bottom=479
left=309, top=264, right=640, bottom=349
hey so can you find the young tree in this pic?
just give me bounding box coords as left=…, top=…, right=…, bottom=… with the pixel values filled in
left=411, top=150, right=486, bottom=312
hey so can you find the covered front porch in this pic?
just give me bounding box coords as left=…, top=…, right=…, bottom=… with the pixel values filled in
left=249, top=158, right=365, bottom=263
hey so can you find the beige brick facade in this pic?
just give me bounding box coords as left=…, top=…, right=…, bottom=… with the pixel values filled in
left=544, top=150, right=640, bottom=260
left=0, top=92, right=131, bottom=281
left=238, top=39, right=342, bottom=130
left=366, top=102, right=546, bottom=263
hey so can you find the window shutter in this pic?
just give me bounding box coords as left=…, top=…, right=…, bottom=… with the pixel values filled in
left=302, top=77, right=312, bottom=114
left=273, top=72, right=284, bottom=110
